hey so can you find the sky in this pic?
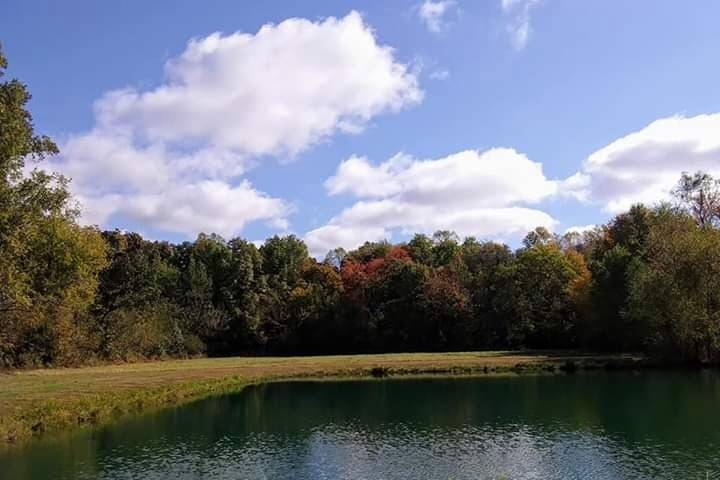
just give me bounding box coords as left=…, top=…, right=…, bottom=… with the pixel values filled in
left=3, top=0, right=720, bottom=257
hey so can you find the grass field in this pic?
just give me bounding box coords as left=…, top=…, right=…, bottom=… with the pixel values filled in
left=0, top=351, right=645, bottom=448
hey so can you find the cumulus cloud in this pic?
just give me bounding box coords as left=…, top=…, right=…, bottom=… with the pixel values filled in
left=306, top=148, right=559, bottom=256
left=116, top=180, right=289, bottom=236
left=56, top=131, right=172, bottom=194
left=50, top=11, right=422, bottom=238
left=418, top=0, right=457, bottom=33
left=501, top=0, right=541, bottom=50
left=566, top=113, right=720, bottom=213
left=327, top=149, right=558, bottom=204
left=95, top=11, right=421, bottom=158
left=46, top=130, right=287, bottom=236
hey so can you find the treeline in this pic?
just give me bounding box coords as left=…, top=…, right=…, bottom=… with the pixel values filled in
left=2, top=48, right=720, bottom=367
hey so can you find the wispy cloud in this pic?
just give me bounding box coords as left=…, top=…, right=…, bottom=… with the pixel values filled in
left=429, top=69, right=450, bottom=80
left=418, top=0, right=457, bottom=33
left=501, top=0, right=541, bottom=50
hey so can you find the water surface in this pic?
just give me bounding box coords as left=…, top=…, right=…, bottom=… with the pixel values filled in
left=2, top=371, right=720, bottom=479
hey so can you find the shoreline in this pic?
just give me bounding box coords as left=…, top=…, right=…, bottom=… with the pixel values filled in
left=0, top=351, right=655, bottom=449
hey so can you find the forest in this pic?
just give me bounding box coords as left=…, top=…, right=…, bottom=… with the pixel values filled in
left=3, top=47, right=720, bottom=368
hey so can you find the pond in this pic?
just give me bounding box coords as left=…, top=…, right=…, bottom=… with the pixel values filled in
left=2, top=371, right=720, bottom=479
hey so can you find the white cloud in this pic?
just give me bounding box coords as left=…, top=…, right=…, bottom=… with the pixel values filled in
left=501, top=0, right=541, bottom=50
left=566, top=113, right=720, bottom=213
left=63, top=170, right=290, bottom=241
left=418, top=1, right=457, bottom=33
left=327, top=149, right=558, bottom=204
left=50, top=128, right=288, bottom=238
left=429, top=69, right=450, bottom=80
left=56, top=131, right=172, bottom=193
left=94, top=11, right=421, bottom=158
left=306, top=148, right=559, bottom=256
left=117, top=180, right=290, bottom=237
left=48, top=11, right=422, bottom=238
left=324, top=153, right=411, bottom=198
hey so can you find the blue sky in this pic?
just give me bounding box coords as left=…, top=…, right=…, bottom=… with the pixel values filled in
left=3, top=0, right=720, bottom=256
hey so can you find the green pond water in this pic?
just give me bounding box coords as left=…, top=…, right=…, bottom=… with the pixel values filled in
left=2, top=371, right=720, bottom=479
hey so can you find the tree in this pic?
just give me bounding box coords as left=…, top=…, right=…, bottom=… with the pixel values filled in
left=506, top=244, right=581, bottom=348
left=672, top=171, right=720, bottom=228
left=458, top=239, right=515, bottom=347
left=422, top=268, right=472, bottom=350
left=94, top=232, right=180, bottom=358
left=365, top=249, right=430, bottom=351
left=628, top=210, right=720, bottom=363
left=585, top=204, right=653, bottom=350
left=322, top=247, right=347, bottom=269
left=346, top=240, right=392, bottom=264
left=173, top=234, right=266, bottom=356
left=260, top=235, right=309, bottom=286
left=177, top=254, right=227, bottom=352
left=226, top=238, right=265, bottom=351
left=287, top=261, right=343, bottom=353
left=431, top=230, right=460, bottom=267
left=522, top=226, right=553, bottom=249
left=407, top=234, right=435, bottom=266
left=257, top=235, right=310, bottom=351
left=21, top=219, right=107, bottom=365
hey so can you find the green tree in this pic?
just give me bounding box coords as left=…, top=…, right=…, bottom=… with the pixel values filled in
left=260, top=235, right=309, bottom=286
left=288, top=261, right=343, bottom=353
left=628, top=211, right=720, bottom=363
left=226, top=238, right=265, bottom=351
left=431, top=230, right=460, bottom=267
left=458, top=239, right=515, bottom=347
left=22, top=219, right=107, bottom=365
left=585, top=204, right=652, bottom=350
left=94, top=232, right=183, bottom=360
left=407, top=233, right=435, bottom=266
left=346, top=240, right=392, bottom=264
left=257, top=235, right=310, bottom=351
left=176, top=234, right=260, bottom=355
left=506, top=243, right=581, bottom=348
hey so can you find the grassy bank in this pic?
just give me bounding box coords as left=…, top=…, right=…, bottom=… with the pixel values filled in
left=0, top=351, right=646, bottom=448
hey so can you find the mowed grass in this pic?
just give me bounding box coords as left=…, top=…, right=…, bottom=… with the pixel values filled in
left=0, top=351, right=644, bottom=447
